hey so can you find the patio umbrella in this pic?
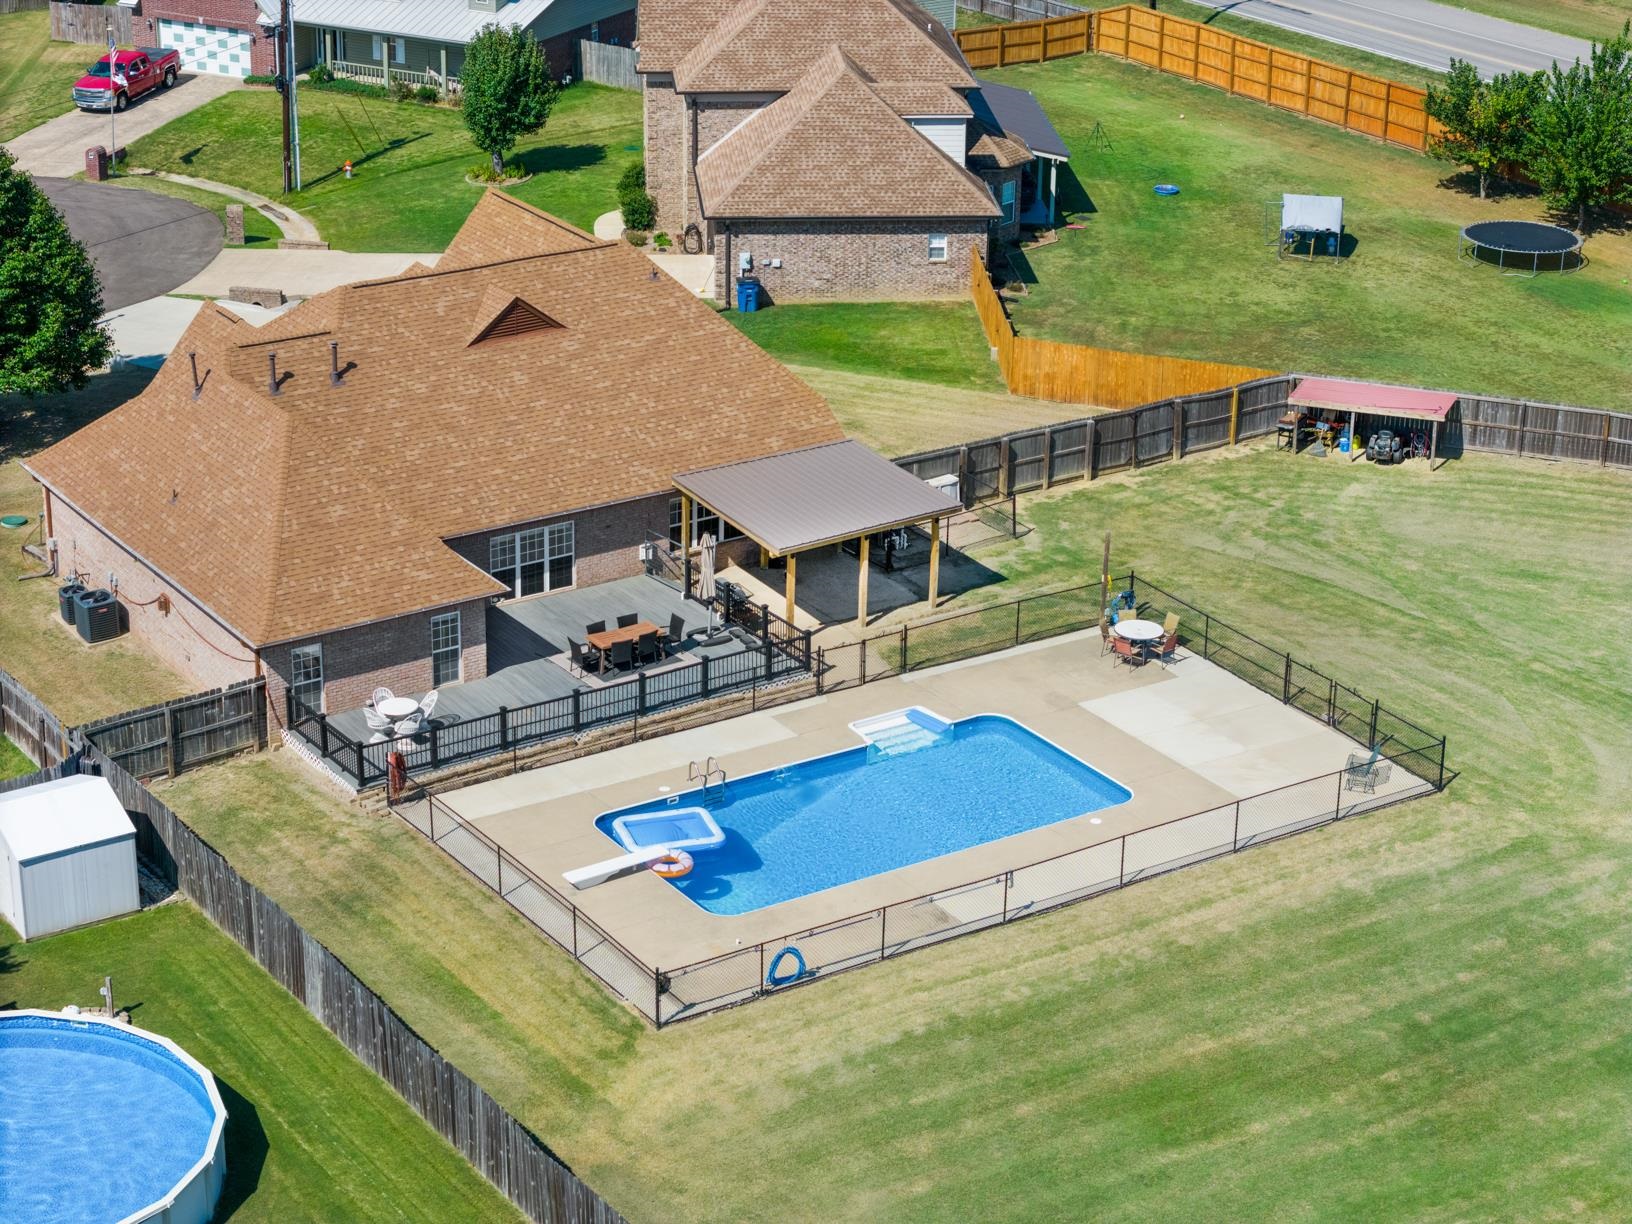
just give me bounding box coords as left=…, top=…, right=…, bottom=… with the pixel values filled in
left=698, top=531, right=717, bottom=635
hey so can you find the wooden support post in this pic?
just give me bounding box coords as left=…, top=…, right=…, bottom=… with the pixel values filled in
left=1172, top=400, right=1183, bottom=461
left=784, top=553, right=797, bottom=626
left=927, top=518, right=941, bottom=611
left=758, top=544, right=769, bottom=569
left=1430, top=420, right=1439, bottom=467
left=856, top=535, right=870, bottom=628
left=1349, top=409, right=1358, bottom=460
left=164, top=704, right=178, bottom=778
left=1602, top=413, right=1612, bottom=465
left=440, top=45, right=447, bottom=87
left=1228, top=386, right=1240, bottom=446
left=381, top=38, right=390, bottom=88
left=679, top=494, right=692, bottom=595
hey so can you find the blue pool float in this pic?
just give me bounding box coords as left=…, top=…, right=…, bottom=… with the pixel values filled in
left=766, top=946, right=807, bottom=987
left=1154, top=183, right=1180, bottom=196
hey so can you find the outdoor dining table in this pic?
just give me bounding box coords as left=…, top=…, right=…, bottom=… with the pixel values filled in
left=1113, top=618, right=1164, bottom=660
left=376, top=696, right=421, bottom=720
left=585, top=621, right=661, bottom=675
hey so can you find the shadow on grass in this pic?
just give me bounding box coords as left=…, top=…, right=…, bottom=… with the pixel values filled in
left=0, top=368, right=157, bottom=463
left=302, top=130, right=434, bottom=190
left=512, top=142, right=609, bottom=176
left=213, top=1074, right=269, bottom=1220
left=1057, top=162, right=1095, bottom=216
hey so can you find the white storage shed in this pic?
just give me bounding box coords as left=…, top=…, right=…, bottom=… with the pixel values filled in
left=0, top=775, right=139, bottom=940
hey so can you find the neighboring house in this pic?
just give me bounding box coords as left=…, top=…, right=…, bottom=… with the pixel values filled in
left=293, top=0, right=635, bottom=87
left=134, top=0, right=279, bottom=78
left=23, top=192, right=843, bottom=723
left=637, top=0, right=1071, bottom=302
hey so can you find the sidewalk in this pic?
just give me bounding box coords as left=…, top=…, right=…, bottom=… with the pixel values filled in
left=171, top=249, right=440, bottom=298
left=594, top=209, right=714, bottom=298
left=151, top=171, right=321, bottom=244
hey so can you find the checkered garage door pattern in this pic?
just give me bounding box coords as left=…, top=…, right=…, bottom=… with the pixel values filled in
left=156, top=19, right=252, bottom=77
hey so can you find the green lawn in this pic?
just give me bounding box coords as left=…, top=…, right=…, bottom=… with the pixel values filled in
left=0, top=11, right=103, bottom=142
left=1, top=904, right=521, bottom=1221
left=727, top=301, right=1008, bottom=393
left=988, top=54, right=1632, bottom=409
left=0, top=734, right=33, bottom=780
left=1439, top=0, right=1632, bottom=41
left=102, top=174, right=283, bottom=245
left=124, top=83, right=642, bottom=250
left=157, top=448, right=1632, bottom=1221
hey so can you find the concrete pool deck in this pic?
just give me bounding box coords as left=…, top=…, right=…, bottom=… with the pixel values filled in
left=437, top=630, right=1425, bottom=973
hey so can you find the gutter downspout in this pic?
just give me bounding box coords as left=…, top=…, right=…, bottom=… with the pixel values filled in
left=722, top=223, right=732, bottom=309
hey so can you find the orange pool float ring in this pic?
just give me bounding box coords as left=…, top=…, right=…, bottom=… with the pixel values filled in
left=650, top=850, right=694, bottom=879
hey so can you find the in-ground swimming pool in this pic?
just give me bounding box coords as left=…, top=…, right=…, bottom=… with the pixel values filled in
left=0, top=1011, right=227, bottom=1224
left=595, top=713, right=1131, bottom=915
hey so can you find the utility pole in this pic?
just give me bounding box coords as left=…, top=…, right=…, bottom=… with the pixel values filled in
left=107, top=25, right=117, bottom=178
left=277, top=0, right=301, bottom=193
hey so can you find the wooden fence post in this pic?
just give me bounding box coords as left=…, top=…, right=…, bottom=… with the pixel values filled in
left=1229, top=385, right=1241, bottom=446
left=1085, top=417, right=1096, bottom=481
left=165, top=703, right=179, bottom=778
left=1172, top=400, right=1184, bottom=461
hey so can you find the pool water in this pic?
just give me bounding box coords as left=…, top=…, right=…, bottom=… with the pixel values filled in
left=596, top=715, right=1131, bottom=915
left=0, top=1015, right=220, bottom=1224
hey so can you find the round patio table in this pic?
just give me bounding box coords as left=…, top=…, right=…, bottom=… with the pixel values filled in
left=1113, top=619, right=1163, bottom=643
left=377, top=696, right=420, bottom=720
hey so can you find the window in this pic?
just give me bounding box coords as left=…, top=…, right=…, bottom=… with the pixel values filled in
left=488, top=521, right=574, bottom=599
left=669, top=499, right=743, bottom=547
left=1000, top=179, right=1017, bottom=224
left=927, top=233, right=948, bottom=262
left=431, top=612, right=461, bottom=686
left=290, top=644, right=323, bottom=714
left=371, top=35, right=405, bottom=64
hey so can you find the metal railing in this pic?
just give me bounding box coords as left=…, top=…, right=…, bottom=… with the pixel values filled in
left=384, top=574, right=1447, bottom=1025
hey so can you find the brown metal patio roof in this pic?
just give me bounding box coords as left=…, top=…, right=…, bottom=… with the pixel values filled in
left=673, top=440, right=960, bottom=556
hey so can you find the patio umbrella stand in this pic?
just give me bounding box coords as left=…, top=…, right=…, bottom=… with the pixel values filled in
left=696, top=532, right=734, bottom=647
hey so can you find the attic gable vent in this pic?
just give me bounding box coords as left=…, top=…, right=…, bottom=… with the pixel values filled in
left=468, top=295, right=564, bottom=346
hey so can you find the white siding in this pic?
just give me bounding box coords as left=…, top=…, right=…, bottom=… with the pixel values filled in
left=909, top=118, right=967, bottom=166
left=15, top=839, right=138, bottom=940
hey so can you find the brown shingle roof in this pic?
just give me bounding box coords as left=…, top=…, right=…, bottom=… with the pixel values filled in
left=695, top=47, right=1000, bottom=220
left=871, top=82, right=971, bottom=117
left=968, top=127, right=1034, bottom=170
left=645, top=0, right=973, bottom=93
left=26, top=192, right=844, bottom=646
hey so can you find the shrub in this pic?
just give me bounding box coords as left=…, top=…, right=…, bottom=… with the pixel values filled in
left=617, top=162, right=645, bottom=195
left=390, top=79, right=414, bottom=102
left=467, top=159, right=517, bottom=183
left=624, top=230, right=648, bottom=246
left=652, top=231, right=672, bottom=248
left=306, top=63, right=333, bottom=84
left=414, top=83, right=439, bottom=103
left=620, top=187, right=656, bottom=231
left=244, top=73, right=277, bottom=86
left=307, top=76, right=386, bottom=99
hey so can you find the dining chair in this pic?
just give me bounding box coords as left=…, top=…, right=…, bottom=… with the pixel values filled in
left=569, top=638, right=599, bottom=677
left=1099, top=620, right=1116, bottom=655
left=371, top=686, right=395, bottom=709
left=364, top=707, right=394, bottom=744
left=1154, top=632, right=1179, bottom=667
left=665, top=612, right=686, bottom=653
left=585, top=620, right=606, bottom=637
left=609, top=639, right=634, bottom=673
left=617, top=612, right=639, bottom=629
left=636, top=630, right=659, bottom=665
left=394, top=711, right=426, bottom=739
left=1112, top=638, right=1142, bottom=668
left=417, top=690, right=438, bottom=719
left=1162, top=612, right=1179, bottom=637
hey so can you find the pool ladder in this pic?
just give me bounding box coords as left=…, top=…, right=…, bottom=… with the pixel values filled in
left=689, top=756, right=727, bottom=804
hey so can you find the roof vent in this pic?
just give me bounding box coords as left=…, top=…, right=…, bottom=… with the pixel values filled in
left=468, top=295, right=563, bottom=346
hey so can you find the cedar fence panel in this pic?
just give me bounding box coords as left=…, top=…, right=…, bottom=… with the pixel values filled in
left=86, top=747, right=629, bottom=1224
left=50, top=1, right=129, bottom=45
left=577, top=40, right=639, bottom=90
left=954, top=11, right=1089, bottom=69
left=0, top=0, right=50, bottom=13
left=0, top=665, right=74, bottom=769
left=80, top=678, right=267, bottom=779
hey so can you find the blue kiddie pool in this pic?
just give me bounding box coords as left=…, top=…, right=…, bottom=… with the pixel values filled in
left=611, top=806, right=726, bottom=854
left=1154, top=184, right=1180, bottom=196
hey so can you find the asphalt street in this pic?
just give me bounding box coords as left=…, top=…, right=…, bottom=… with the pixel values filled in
left=36, top=177, right=222, bottom=311
left=1191, top=0, right=1594, bottom=75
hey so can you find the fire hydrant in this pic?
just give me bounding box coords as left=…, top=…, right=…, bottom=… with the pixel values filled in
left=344, top=160, right=353, bottom=179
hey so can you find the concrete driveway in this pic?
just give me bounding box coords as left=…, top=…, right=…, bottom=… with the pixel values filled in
left=37, top=177, right=222, bottom=310
left=2, top=72, right=239, bottom=178
left=1190, top=0, right=1591, bottom=76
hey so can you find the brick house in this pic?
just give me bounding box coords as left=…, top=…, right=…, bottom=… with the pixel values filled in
left=292, top=0, right=635, bottom=88
left=637, top=0, right=1070, bottom=302
left=23, top=192, right=843, bottom=727
left=134, top=0, right=279, bottom=78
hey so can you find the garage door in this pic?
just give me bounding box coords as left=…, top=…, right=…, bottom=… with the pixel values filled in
left=156, top=19, right=253, bottom=77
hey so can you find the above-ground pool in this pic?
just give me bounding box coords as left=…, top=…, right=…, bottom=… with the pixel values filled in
left=0, top=1010, right=227, bottom=1224
left=596, top=713, right=1132, bottom=915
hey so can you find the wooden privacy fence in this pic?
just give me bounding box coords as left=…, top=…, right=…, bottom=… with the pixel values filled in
left=0, top=665, right=74, bottom=770
left=957, top=0, right=1085, bottom=23
left=578, top=40, right=639, bottom=90
left=972, top=249, right=1276, bottom=407
left=0, top=0, right=50, bottom=14
left=80, top=678, right=267, bottom=779
left=50, top=1, right=130, bottom=45
left=81, top=747, right=629, bottom=1224
left=956, top=10, right=1089, bottom=69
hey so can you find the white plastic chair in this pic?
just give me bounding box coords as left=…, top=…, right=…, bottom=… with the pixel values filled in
left=394, top=712, right=426, bottom=739
left=364, top=706, right=393, bottom=744
left=371, top=686, right=395, bottom=709
left=417, top=689, right=439, bottom=719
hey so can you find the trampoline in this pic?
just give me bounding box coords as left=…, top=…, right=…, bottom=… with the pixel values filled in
left=1460, top=220, right=1582, bottom=276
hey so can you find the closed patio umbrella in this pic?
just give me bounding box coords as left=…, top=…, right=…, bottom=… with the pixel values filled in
left=698, top=532, right=718, bottom=636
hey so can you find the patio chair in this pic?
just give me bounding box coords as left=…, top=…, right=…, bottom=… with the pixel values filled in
left=585, top=620, right=606, bottom=637
left=1112, top=637, right=1142, bottom=668
left=417, top=690, right=438, bottom=720
left=569, top=638, right=600, bottom=677
left=617, top=612, right=639, bottom=629
left=608, top=639, right=634, bottom=673
left=1099, top=620, right=1116, bottom=655
left=1162, top=612, right=1179, bottom=637
left=634, top=630, right=658, bottom=664
left=371, top=686, right=394, bottom=709
left=1344, top=751, right=1391, bottom=793
left=364, top=706, right=394, bottom=744
left=394, top=710, right=427, bottom=739
left=1154, top=631, right=1179, bottom=667
left=664, top=612, right=686, bottom=653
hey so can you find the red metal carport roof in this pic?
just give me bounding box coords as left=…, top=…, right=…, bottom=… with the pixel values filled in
left=1289, top=377, right=1458, bottom=422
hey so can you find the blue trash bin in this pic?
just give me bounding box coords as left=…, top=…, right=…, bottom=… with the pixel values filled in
left=736, top=278, right=761, bottom=313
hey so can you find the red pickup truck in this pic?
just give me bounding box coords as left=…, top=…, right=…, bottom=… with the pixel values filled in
left=72, top=47, right=181, bottom=113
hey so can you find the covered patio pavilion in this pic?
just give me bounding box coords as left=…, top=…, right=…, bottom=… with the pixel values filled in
left=673, top=440, right=963, bottom=629
left=1285, top=377, right=1459, bottom=466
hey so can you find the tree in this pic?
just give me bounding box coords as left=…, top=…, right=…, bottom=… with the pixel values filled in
left=1425, top=59, right=1542, bottom=198
left=460, top=25, right=559, bottom=178
left=1524, top=25, right=1632, bottom=230
left=0, top=150, right=112, bottom=396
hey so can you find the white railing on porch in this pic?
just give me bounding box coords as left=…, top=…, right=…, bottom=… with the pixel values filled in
left=329, top=58, right=460, bottom=93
